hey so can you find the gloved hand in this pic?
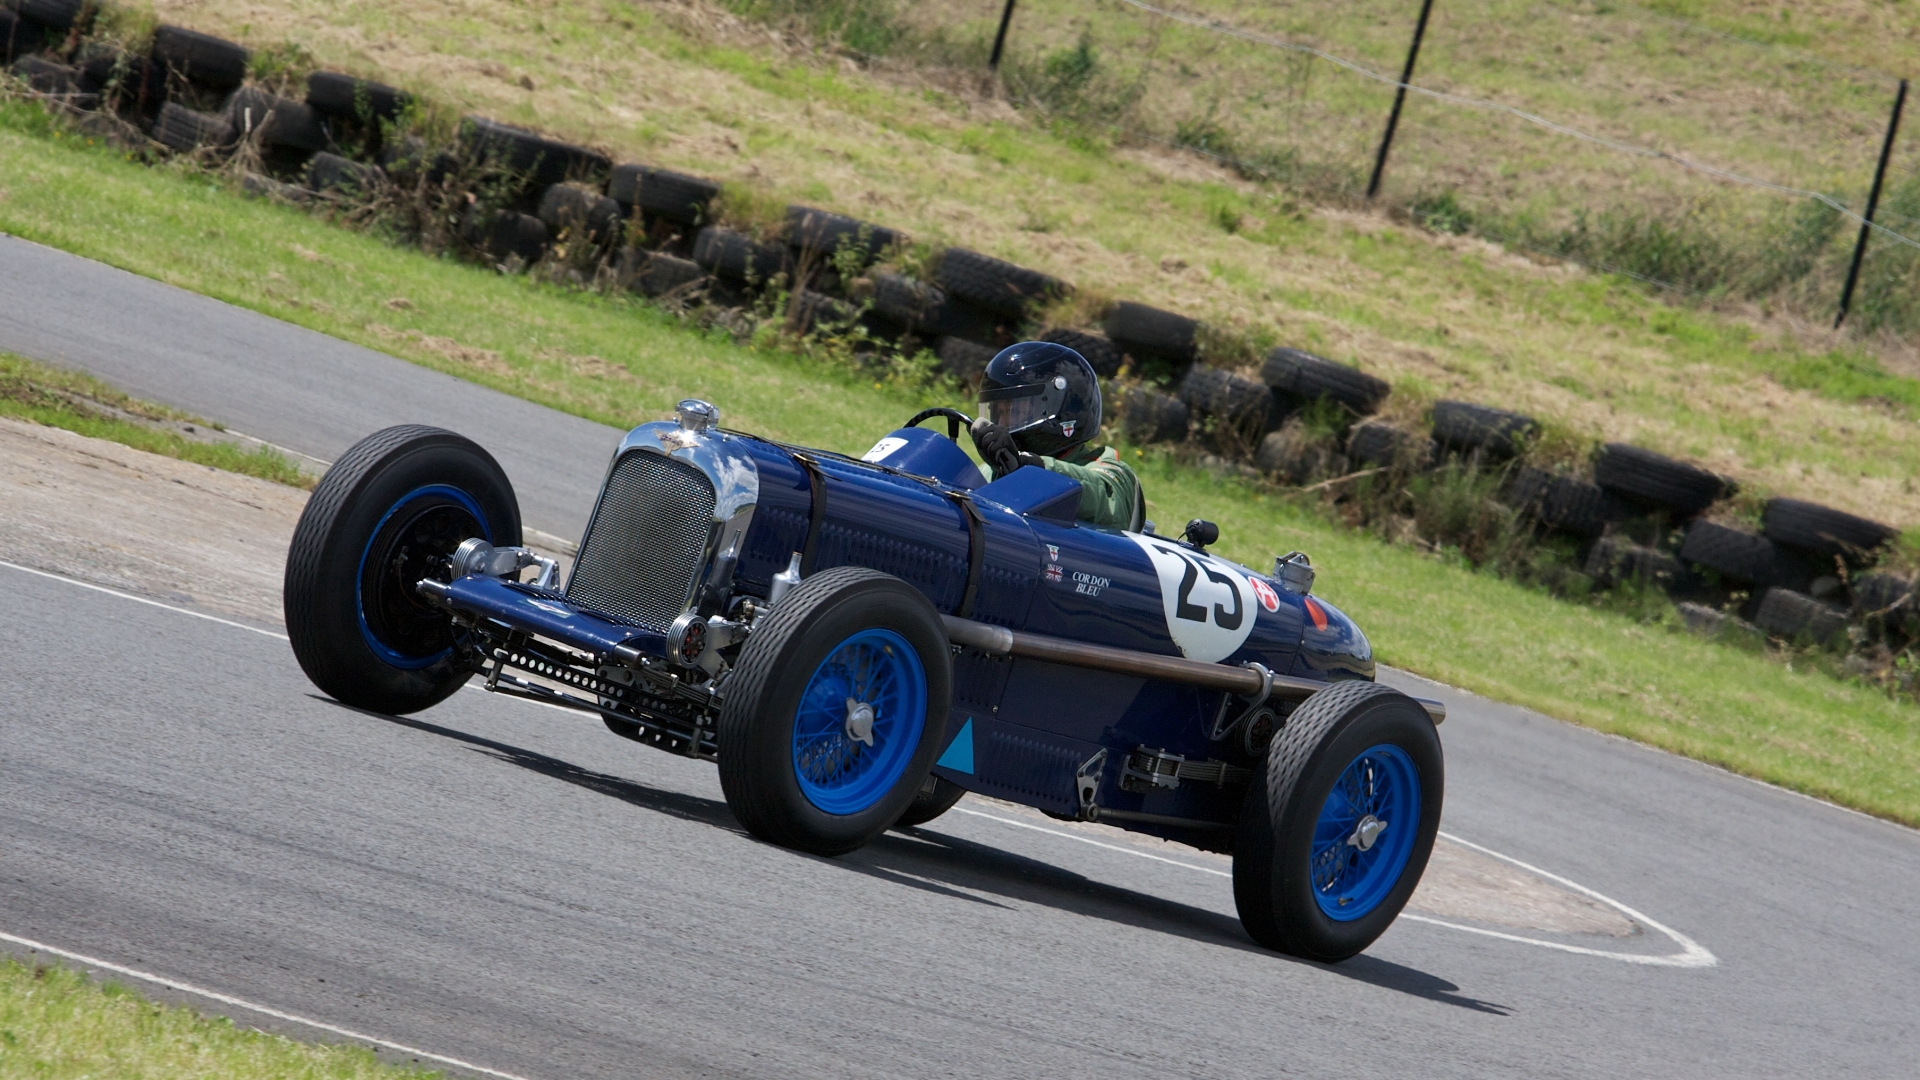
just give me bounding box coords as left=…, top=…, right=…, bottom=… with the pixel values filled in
left=970, top=418, right=1024, bottom=477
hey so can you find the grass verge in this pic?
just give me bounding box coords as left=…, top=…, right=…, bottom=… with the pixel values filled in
left=0, top=957, right=434, bottom=1079
left=2, top=103, right=1917, bottom=826
left=0, top=349, right=312, bottom=488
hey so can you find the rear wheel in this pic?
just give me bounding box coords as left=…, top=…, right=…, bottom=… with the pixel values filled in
left=284, top=425, right=520, bottom=715
left=718, top=567, right=951, bottom=856
left=1233, top=681, right=1443, bottom=962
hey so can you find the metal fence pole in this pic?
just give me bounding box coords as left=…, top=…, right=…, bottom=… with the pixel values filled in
left=989, top=0, right=1019, bottom=71
left=1836, top=78, right=1909, bottom=329
left=1366, top=0, right=1437, bottom=200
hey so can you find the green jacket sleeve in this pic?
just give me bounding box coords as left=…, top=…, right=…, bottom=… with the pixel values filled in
left=1040, top=451, right=1141, bottom=529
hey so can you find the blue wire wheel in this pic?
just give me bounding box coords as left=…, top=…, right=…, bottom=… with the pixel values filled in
left=355, top=483, right=487, bottom=670
left=1309, top=743, right=1422, bottom=922
left=790, top=627, right=929, bottom=815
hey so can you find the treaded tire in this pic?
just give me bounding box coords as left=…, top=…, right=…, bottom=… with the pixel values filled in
left=1262, top=348, right=1390, bottom=415
left=618, top=250, right=706, bottom=298
left=786, top=204, right=901, bottom=263
left=936, top=247, right=1065, bottom=319
left=1593, top=443, right=1731, bottom=517
left=305, top=71, right=410, bottom=123
left=1233, top=680, right=1442, bottom=961
left=934, top=336, right=995, bottom=384
left=1038, top=326, right=1123, bottom=378
left=151, top=102, right=234, bottom=152
left=0, top=13, right=32, bottom=66
left=1752, top=587, right=1849, bottom=647
left=15, top=0, right=84, bottom=32
left=1507, top=468, right=1621, bottom=538
left=459, top=115, right=612, bottom=192
left=1583, top=537, right=1685, bottom=590
left=1179, top=364, right=1271, bottom=428
left=608, top=164, right=721, bottom=225
left=869, top=271, right=943, bottom=328
left=537, top=182, right=624, bottom=246
left=150, top=25, right=249, bottom=91
left=1761, top=498, right=1898, bottom=564
left=717, top=566, right=952, bottom=856
left=1346, top=420, right=1432, bottom=470
left=1680, top=521, right=1783, bottom=585
left=306, top=150, right=381, bottom=195
left=894, top=775, right=967, bottom=828
left=79, top=53, right=167, bottom=119
left=283, top=425, right=521, bottom=715
left=1104, top=301, right=1197, bottom=365
left=1121, top=385, right=1190, bottom=444
left=462, top=208, right=549, bottom=265
left=226, top=87, right=331, bottom=153
left=693, top=226, right=792, bottom=284
left=1431, top=400, right=1535, bottom=458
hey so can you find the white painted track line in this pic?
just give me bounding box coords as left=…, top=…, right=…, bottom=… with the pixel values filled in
left=0, top=930, right=541, bottom=1080
left=0, top=559, right=289, bottom=641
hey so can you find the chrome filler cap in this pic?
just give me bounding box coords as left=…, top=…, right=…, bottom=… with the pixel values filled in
left=677, top=399, right=719, bottom=432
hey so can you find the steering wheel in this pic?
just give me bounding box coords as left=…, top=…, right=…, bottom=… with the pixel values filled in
left=905, top=407, right=976, bottom=442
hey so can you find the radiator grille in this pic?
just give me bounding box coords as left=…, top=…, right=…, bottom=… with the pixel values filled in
left=566, top=451, right=716, bottom=631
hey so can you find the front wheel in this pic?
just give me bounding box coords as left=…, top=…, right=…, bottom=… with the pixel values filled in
left=718, top=567, right=952, bottom=856
left=1232, top=680, right=1443, bottom=962
left=283, top=425, right=520, bottom=715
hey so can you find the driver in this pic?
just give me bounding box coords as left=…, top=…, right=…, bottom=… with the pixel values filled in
left=968, top=341, right=1144, bottom=531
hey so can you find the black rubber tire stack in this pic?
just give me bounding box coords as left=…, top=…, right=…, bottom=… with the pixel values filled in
left=1583, top=537, right=1685, bottom=590
left=78, top=52, right=167, bottom=123
left=1592, top=443, right=1732, bottom=518
left=13, top=0, right=84, bottom=34
left=1761, top=498, right=1899, bottom=567
left=716, top=566, right=952, bottom=857
left=1506, top=468, right=1622, bottom=538
left=151, top=101, right=235, bottom=152
left=1232, top=681, right=1442, bottom=962
left=934, top=336, right=995, bottom=385
left=608, top=164, right=721, bottom=226
left=1104, top=301, right=1197, bottom=369
left=693, top=226, right=792, bottom=285
left=785, top=205, right=901, bottom=266
left=868, top=271, right=943, bottom=331
left=937, top=247, right=1065, bottom=321
left=1430, top=400, right=1536, bottom=459
left=1121, top=385, right=1190, bottom=444
left=462, top=208, right=549, bottom=265
left=305, top=151, right=382, bottom=196
left=1678, top=521, right=1815, bottom=592
left=1037, top=326, right=1123, bottom=377
left=537, top=183, right=624, bottom=247
left=283, top=425, right=521, bottom=716
left=458, top=115, right=611, bottom=207
left=10, top=54, right=86, bottom=100
left=149, top=25, right=249, bottom=95
left=1752, top=587, right=1850, bottom=647
left=1852, top=573, right=1918, bottom=643
left=1178, top=365, right=1271, bottom=432
left=377, top=136, right=457, bottom=188
left=617, top=250, right=706, bottom=298
left=1345, top=420, right=1432, bottom=470
left=305, top=71, right=411, bottom=124
left=226, top=86, right=331, bottom=154
left=1261, top=348, right=1390, bottom=417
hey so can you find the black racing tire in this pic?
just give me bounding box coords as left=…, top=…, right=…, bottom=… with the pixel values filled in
left=870, top=271, right=943, bottom=328
left=226, top=87, right=331, bottom=154
left=458, top=115, right=612, bottom=192
left=717, top=566, right=952, bottom=856
left=15, top=0, right=84, bottom=33
left=1121, top=384, right=1190, bottom=444
left=284, top=425, right=521, bottom=715
left=1233, top=680, right=1443, bottom=962
left=618, top=250, right=707, bottom=298
left=1346, top=420, right=1432, bottom=470
left=305, top=150, right=382, bottom=195
left=1507, top=468, right=1619, bottom=538
left=462, top=208, right=548, bottom=265
left=936, top=247, right=1065, bottom=319
left=1761, top=498, right=1899, bottom=564
left=151, top=102, right=235, bottom=153
left=1593, top=443, right=1731, bottom=517
left=1679, top=521, right=1780, bottom=585
left=1038, top=326, right=1123, bottom=378
left=934, top=336, right=995, bottom=385
left=785, top=204, right=902, bottom=263
left=150, top=25, right=249, bottom=91
left=1178, top=364, right=1273, bottom=427
left=1261, top=348, right=1390, bottom=416
left=1431, top=400, right=1535, bottom=458
left=305, top=71, right=411, bottom=124
left=608, top=164, right=722, bottom=225
left=894, top=774, right=968, bottom=828
left=693, top=226, right=792, bottom=284
left=1752, top=587, right=1849, bottom=647
left=1104, top=301, right=1197, bottom=365
left=537, top=183, right=624, bottom=246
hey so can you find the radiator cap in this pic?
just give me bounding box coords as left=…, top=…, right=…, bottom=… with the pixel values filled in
left=677, top=398, right=719, bottom=431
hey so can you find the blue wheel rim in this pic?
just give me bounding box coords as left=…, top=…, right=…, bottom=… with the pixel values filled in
left=1310, top=743, right=1421, bottom=922
left=791, top=628, right=928, bottom=815
left=356, top=484, right=489, bottom=670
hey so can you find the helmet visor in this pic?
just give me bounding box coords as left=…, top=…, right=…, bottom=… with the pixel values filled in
left=980, top=382, right=1061, bottom=433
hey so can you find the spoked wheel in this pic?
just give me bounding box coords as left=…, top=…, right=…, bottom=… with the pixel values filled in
left=1233, top=680, right=1442, bottom=962
left=718, top=567, right=951, bottom=855
left=284, top=425, right=520, bottom=715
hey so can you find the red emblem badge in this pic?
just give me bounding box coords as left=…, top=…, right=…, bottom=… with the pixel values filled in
left=1250, top=576, right=1280, bottom=613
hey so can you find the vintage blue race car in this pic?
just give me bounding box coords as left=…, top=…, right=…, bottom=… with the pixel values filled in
left=284, top=400, right=1445, bottom=961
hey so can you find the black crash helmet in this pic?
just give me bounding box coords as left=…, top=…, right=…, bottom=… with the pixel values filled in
left=978, top=341, right=1102, bottom=458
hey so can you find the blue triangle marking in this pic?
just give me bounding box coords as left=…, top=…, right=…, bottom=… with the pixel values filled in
left=936, top=718, right=975, bottom=774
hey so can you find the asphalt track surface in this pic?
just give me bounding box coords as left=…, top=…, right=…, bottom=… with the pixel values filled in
left=5, top=234, right=1920, bottom=1077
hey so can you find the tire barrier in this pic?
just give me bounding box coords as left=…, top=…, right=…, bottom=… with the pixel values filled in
left=16, top=13, right=1913, bottom=677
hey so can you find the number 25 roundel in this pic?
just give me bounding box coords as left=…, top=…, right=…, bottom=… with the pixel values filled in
left=1127, top=535, right=1258, bottom=663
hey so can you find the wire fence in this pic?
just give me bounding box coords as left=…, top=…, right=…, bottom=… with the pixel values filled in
left=732, top=0, right=1920, bottom=334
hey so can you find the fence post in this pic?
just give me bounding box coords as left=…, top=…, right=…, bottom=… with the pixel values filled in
left=1366, top=0, right=1437, bottom=200
left=989, top=0, right=1019, bottom=71
left=1836, top=78, right=1908, bottom=329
